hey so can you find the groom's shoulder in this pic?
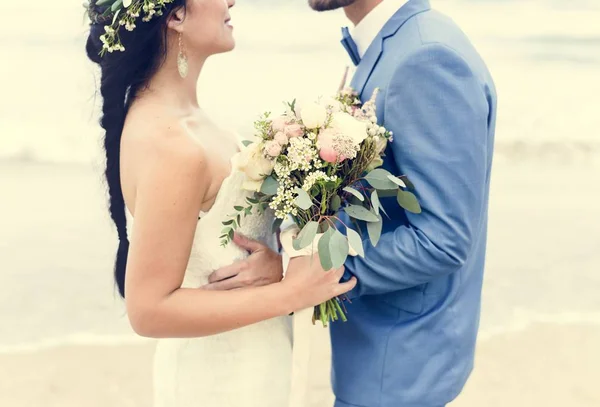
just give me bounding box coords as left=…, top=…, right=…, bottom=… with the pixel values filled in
left=391, top=8, right=489, bottom=77
left=410, top=9, right=474, bottom=54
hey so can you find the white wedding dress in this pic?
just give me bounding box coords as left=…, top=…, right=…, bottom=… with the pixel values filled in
left=127, top=156, right=293, bottom=407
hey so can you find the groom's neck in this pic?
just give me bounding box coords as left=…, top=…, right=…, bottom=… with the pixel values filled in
left=344, top=0, right=383, bottom=26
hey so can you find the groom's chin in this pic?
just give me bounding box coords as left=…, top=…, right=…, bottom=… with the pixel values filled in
left=308, top=0, right=356, bottom=12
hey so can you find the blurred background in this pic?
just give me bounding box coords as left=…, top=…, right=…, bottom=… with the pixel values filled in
left=1, top=0, right=599, bottom=406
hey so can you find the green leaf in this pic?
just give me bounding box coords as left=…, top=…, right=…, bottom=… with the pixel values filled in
left=292, top=221, right=319, bottom=251
left=241, top=140, right=253, bottom=147
left=367, top=213, right=383, bottom=246
left=222, top=219, right=234, bottom=226
left=244, top=207, right=252, bottom=216
left=399, top=175, right=416, bottom=190
left=260, top=176, right=279, bottom=196
left=343, top=186, right=364, bottom=202
left=294, top=188, right=313, bottom=210
left=346, top=227, right=365, bottom=258
left=318, top=221, right=331, bottom=234
left=234, top=206, right=244, bottom=211
left=271, top=217, right=284, bottom=234
left=111, top=0, right=123, bottom=12
left=365, top=168, right=398, bottom=190
left=345, top=205, right=379, bottom=222
left=111, top=8, right=121, bottom=24
left=330, top=195, right=342, bottom=212
left=397, top=190, right=422, bottom=214
left=329, top=229, right=350, bottom=269
left=246, top=197, right=259, bottom=204
left=317, top=227, right=335, bottom=270
left=371, top=190, right=388, bottom=217
left=96, top=0, right=114, bottom=6
left=221, top=227, right=231, bottom=235
left=377, top=189, right=397, bottom=198
left=228, top=228, right=234, bottom=241
left=387, top=175, right=407, bottom=188
left=324, top=180, right=338, bottom=192
left=236, top=214, right=241, bottom=227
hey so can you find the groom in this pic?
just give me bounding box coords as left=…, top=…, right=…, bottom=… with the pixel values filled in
left=309, top=0, right=497, bottom=406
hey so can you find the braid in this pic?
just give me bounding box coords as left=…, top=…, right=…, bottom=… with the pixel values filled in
left=84, top=0, right=185, bottom=297
left=99, top=77, right=130, bottom=297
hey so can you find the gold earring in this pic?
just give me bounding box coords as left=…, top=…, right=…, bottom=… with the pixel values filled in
left=177, top=33, right=188, bottom=78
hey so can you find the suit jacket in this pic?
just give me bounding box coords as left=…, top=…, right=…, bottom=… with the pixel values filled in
left=331, top=1, right=497, bottom=406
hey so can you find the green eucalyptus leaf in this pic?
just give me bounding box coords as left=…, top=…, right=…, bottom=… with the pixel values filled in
left=111, top=8, right=121, bottom=24
left=345, top=205, right=379, bottom=222
left=399, top=175, right=416, bottom=190
left=260, top=176, right=279, bottom=196
left=96, top=0, right=114, bottom=6
left=294, top=188, right=313, bottom=210
left=330, top=195, right=342, bottom=212
left=111, top=0, right=123, bottom=12
left=271, top=217, right=284, bottom=234
left=371, top=190, right=388, bottom=217
left=397, top=190, right=422, bottom=214
left=365, top=168, right=398, bottom=190
left=346, top=227, right=365, bottom=258
left=293, top=221, right=319, bottom=251
left=387, top=174, right=407, bottom=188
left=317, top=228, right=335, bottom=270
left=367, top=213, right=383, bottom=246
left=234, top=206, right=244, bottom=211
left=343, top=186, right=364, bottom=202
left=329, top=229, right=349, bottom=269
left=241, top=140, right=253, bottom=147
left=376, top=189, right=397, bottom=198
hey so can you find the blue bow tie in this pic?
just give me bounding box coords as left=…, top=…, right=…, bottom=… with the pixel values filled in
left=341, top=26, right=361, bottom=66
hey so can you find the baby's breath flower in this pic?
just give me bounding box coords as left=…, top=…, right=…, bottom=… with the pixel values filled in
left=287, top=137, right=318, bottom=172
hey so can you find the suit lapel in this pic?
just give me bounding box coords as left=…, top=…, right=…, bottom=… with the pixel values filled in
left=351, top=0, right=431, bottom=97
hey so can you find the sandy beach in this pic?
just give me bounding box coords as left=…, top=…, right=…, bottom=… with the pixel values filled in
left=1, top=155, right=599, bottom=406
left=1, top=323, right=600, bottom=407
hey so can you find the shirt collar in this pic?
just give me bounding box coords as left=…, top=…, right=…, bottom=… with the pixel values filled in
left=351, top=0, right=409, bottom=58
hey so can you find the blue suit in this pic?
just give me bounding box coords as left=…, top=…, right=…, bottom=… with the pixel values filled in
left=331, top=1, right=497, bottom=406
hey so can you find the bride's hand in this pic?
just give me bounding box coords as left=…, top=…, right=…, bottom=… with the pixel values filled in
left=204, top=233, right=283, bottom=290
left=282, top=255, right=357, bottom=312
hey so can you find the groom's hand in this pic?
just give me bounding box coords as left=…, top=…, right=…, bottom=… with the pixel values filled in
left=204, top=233, right=284, bottom=291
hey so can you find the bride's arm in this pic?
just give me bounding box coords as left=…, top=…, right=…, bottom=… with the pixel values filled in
left=123, top=130, right=352, bottom=338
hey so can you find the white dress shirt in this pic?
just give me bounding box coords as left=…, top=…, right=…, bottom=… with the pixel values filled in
left=351, top=0, right=409, bottom=58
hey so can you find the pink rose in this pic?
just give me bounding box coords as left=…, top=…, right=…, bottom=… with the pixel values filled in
left=265, top=140, right=282, bottom=158
left=274, top=132, right=289, bottom=145
left=318, top=128, right=347, bottom=163
left=271, top=116, right=289, bottom=132
left=284, top=123, right=304, bottom=138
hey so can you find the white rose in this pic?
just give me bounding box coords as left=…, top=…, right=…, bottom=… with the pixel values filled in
left=330, top=112, right=368, bottom=146
left=321, top=96, right=343, bottom=113
left=235, top=142, right=275, bottom=192
left=300, top=102, right=328, bottom=129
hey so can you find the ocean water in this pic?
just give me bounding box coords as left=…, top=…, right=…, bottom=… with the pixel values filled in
left=1, top=0, right=600, bottom=352
left=1, top=0, right=599, bottom=165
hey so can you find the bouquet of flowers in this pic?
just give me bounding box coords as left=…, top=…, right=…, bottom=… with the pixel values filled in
left=222, top=88, right=421, bottom=326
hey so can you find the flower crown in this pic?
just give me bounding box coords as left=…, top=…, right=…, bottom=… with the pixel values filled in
left=87, top=0, right=175, bottom=56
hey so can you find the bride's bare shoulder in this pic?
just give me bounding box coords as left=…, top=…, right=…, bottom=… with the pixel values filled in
left=122, top=103, right=208, bottom=172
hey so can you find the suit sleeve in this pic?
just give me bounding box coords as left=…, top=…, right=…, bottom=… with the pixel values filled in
left=344, top=43, right=491, bottom=298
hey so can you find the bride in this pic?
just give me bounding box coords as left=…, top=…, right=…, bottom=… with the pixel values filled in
left=85, top=0, right=356, bottom=406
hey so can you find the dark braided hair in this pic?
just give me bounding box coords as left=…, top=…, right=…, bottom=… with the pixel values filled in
left=86, top=0, right=187, bottom=297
